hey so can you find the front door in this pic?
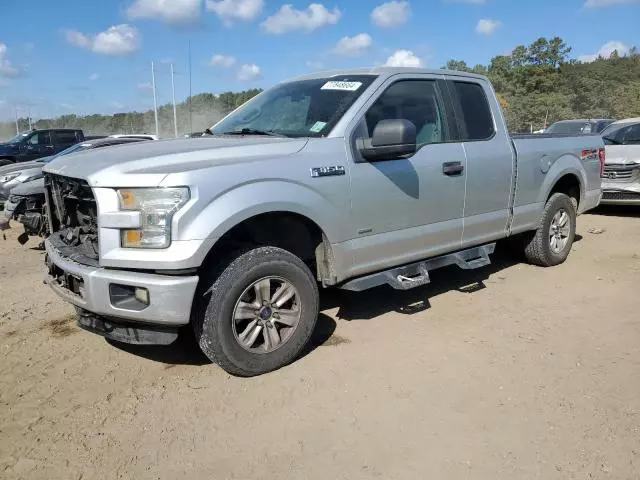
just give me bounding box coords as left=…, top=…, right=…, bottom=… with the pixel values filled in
left=22, top=131, right=54, bottom=161
left=345, top=76, right=467, bottom=278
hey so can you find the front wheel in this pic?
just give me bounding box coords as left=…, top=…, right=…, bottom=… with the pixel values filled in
left=524, top=192, right=576, bottom=267
left=193, top=246, right=319, bottom=377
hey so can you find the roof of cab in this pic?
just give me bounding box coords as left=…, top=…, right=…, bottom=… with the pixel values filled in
left=289, top=66, right=489, bottom=83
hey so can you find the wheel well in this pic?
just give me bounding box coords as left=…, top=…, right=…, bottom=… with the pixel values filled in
left=549, top=174, right=581, bottom=208
left=201, top=212, right=335, bottom=284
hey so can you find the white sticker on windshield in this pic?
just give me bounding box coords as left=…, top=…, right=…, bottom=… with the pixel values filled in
left=321, top=81, right=363, bottom=91
left=310, top=121, right=327, bottom=133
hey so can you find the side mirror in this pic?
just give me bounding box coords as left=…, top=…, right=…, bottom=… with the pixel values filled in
left=357, top=119, right=416, bottom=162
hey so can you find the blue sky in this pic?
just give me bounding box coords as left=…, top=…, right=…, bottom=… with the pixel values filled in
left=0, top=0, right=638, bottom=120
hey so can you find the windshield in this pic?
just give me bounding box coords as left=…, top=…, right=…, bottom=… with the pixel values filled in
left=601, top=122, right=640, bottom=145
left=38, top=142, right=92, bottom=163
left=6, top=132, right=31, bottom=144
left=546, top=121, right=590, bottom=135
left=211, top=75, right=377, bottom=138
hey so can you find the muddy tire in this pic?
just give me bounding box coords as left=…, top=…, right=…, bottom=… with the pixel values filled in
left=193, top=246, right=319, bottom=377
left=524, top=193, right=576, bottom=267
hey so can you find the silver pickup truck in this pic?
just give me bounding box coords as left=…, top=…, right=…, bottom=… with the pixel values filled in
left=43, top=68, right=603, bottom=376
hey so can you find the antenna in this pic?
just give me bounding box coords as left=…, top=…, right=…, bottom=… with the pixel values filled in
left=188, top=39, right=193, bottom=134
left=171, top=63, right=179, bottom=137
left=151, top=61, right=159, bottom=138
left=14, top=105, right=19, bottom=134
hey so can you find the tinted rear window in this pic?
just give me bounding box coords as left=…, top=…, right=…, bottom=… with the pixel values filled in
left=452, top=81, right=495, bottom=141
left=55, top=131, right=79, bottom=145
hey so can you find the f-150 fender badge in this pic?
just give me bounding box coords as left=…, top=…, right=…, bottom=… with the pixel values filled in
left=311, top=166, right=346, bottom=178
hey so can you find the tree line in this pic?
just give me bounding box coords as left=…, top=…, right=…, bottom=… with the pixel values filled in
left=444, top=37, right=639, bottom=132
left=1, top=37, right=638, bottom=139
left=1, top=89, right=262, bottom=140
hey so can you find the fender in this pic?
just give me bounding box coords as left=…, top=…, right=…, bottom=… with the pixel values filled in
left=175, top=178, right=351, bottom=263
left=537, top=153, right=587, bottom=205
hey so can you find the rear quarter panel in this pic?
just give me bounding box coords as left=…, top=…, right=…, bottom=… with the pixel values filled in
left=510, top=135, right=603, bottom=234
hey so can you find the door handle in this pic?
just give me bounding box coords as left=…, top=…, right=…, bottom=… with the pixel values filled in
left=442, top=161, right=464, bottom=176
left=45, top=145, right=54, bottom=149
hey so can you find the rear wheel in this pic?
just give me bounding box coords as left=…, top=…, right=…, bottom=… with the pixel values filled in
left=0, top=158, right=14, bottom=167
left=524, top=193, right=576, bottom=267
left=193, top=246, right=319, bottom=377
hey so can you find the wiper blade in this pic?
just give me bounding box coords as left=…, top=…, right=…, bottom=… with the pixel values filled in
left=222, top=128, right=286, bottom=137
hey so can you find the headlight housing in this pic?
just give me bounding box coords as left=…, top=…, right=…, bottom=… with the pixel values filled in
left=117, top=187, right=189, bottom=249
left=0, top=172, right=20, bottom=183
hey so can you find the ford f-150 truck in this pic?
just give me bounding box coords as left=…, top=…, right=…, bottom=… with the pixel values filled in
left=42, top=68, right=603, bottom=376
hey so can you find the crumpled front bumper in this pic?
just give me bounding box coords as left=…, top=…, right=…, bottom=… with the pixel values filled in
left=44, top=238, right=199, bottom=326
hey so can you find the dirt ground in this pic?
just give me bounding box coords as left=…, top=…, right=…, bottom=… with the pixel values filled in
left=1, top=207, right=640, bottom=480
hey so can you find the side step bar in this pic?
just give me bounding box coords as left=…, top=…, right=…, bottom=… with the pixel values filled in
left=339, top=243, right=496, bottom=292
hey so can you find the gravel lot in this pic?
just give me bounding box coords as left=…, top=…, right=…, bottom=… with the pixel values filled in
left=1, top=207, right=639, bottom=480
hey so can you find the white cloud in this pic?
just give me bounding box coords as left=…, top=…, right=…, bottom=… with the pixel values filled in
left=384, top=49, right=423, bottom=67
left=23, top=42, right=35, bottom=52
left=127, top=0, right=201, bottom=26
left=89, top=73, right=99, bottom=81
left=585, top=0, right=640, bottom=6
left=446, top=0, right=487, bottom=3
left=475, top=18, right=502, bottom=36
left=306, top=60, right=324, bottom=69
left=138, top=81, right=154, bottom=90
left=578, top=41, right=631, bottom=62
left=332, top=33, right=372, bottom=57
left=0, top=44, right=19, bottom=79
left=60, top=103, right=74, bottom=110
left=65, top=24, right=141, bottom=55
left=210, top=54, right=236, bottom=67
left=111, top=101, right=125, bottom=110
left=237, top=64, right=261, bottom=81
left=371, top=1, right=410, bottom=28
left=206, top=0, right=263, bottom=24
left=262, top=4, right=341, bottom=34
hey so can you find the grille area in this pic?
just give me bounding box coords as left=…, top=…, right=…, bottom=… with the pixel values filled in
left=601, top=165, right=636, bottom=181
left=602, top=191, right=640, bottom=201
left=45, top=174, right=99, bottom=264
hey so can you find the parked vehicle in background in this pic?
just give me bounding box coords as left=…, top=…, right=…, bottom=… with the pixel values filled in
left=2, top=136, right=152, bottom=241
left=42, top=67, right=603, bottom=376
left=600, top=118, right=640, bottom=205
left=109, top=134, right=159, bottom=141
left=0, top=129, right=85, bottom=166
left=546, top=119, right=615, bottom=135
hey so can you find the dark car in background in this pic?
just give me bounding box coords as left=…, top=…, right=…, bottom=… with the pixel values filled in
left=0, top=129, right=85, bottom=166
left=545, top=119, right=615, bottom=135
left=2, top=136, right=152, bottom=244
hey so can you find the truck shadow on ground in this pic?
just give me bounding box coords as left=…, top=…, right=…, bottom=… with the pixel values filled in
left=107, top=238, right=581, bottom=366
left=592, top=205, right=640, bottom=218
left=318, top=239, right=574, bottom=321
left=107, top=313, right=337, bottom=367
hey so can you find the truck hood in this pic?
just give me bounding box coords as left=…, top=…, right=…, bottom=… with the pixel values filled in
left=43, top=136, right=308, bottom=187
left=604, top=145, right=640, bottom=165
left=0, top=160, right=45, bottom=176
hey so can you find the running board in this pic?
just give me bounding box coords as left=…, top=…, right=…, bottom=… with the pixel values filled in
left=339, top=243, right=496, bottom=292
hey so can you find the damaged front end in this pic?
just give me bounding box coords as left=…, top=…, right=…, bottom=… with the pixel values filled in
left=601, top=162, right=640, bottom=205
left=45, top=174, right=99, bottom=265
left=10, top=193, right=48, bottom=245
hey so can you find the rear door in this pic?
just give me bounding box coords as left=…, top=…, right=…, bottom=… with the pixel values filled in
left=52, top=130, right=80, bottom=153
left=447, top=78, right=515, bottom=248
left=345, top=74, right=468, bottom=277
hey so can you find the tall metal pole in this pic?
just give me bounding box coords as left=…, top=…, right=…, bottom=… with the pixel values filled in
left=27, top=107, right=32, bottom=130
left=171, top=63, right=178, bottom=138
left=151, top=61, right=159, bottom=138
left=188, top=40, right=193, bottom=135
left=14, top=106, right=19, bottom=134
